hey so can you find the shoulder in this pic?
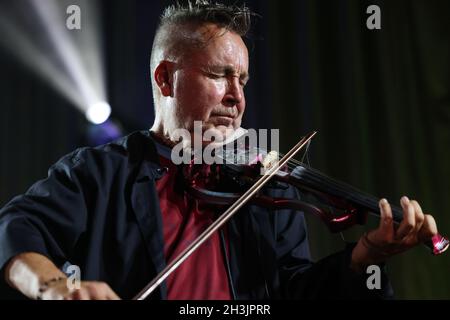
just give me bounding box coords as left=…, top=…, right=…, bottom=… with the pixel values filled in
left=51, top=130, right=159, bottom=172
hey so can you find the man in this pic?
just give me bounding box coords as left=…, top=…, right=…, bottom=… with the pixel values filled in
left=0, top=1, right=441, bottom=300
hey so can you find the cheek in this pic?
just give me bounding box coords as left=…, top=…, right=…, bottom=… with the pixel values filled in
left=174, top=72, right=228, bottom=120
left=186, top=79, right=226, bottom=110
left=206, top=81, right=226, bottom=103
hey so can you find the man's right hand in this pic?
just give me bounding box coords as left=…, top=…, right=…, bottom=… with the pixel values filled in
left=5, top=252, right=121, bottom=300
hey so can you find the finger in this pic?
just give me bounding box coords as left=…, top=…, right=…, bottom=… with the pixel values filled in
left=410, top=200, right=425, bottom=234
left=99, top=283, right=120, bottom=300
left=107, top=291, right=121, bottom=300
left=90, top=282, right=120, bottom=300
left=395, top=196, right=415, bottom=240
left=86, top=283, right=102, bottom=300
left=418, top=214, right=438, bottom=242
left=103, top=283, right=121, bottom=300
left=378, top=198, right=394, bottom=240
left=62, top=288, right=77, bottom=300
left=71, top=288, right=89, bottom=300
left=106, top=285, right=121, bottom=300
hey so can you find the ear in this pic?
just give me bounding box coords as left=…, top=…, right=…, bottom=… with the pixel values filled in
left=154, top=61, right=173, bottom=97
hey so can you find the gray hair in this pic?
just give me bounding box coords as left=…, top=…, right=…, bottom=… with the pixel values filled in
left=159, top=0, right=254, bottom=37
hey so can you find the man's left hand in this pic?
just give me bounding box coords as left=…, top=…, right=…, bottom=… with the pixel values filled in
left=350, top=196, right=438, bottom=272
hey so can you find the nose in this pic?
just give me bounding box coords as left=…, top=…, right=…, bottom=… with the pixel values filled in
left=222, top=77, right=243, bottom=107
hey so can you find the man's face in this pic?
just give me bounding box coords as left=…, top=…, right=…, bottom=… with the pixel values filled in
left=166, top=25, right=249, bottom=143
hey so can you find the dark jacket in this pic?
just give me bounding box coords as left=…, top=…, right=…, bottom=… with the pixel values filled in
left=0, top=130, right=393, bottom=299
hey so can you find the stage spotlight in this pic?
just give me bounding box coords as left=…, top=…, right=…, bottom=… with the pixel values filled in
left=86, top=101, right=111, bottom=124
left=0, top=0, right=108, bottom=124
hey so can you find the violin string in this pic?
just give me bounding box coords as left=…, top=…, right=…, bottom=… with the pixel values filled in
left=212, top=132, right=315, bottom=170
left=282, top=146, right=312, bottom=167
left=244, top=146, right=305, bottom=167
left=214, top=145, right=307, bottom=170
left=339, top=232, right=346, bottom=243
left=301, top=140, right=312, bottom=167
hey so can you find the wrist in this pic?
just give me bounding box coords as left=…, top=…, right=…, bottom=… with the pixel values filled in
left=350, top=233, right=388, bottom=273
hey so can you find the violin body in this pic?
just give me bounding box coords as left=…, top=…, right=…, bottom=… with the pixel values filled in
left=182, top=143, right=449, bottom=255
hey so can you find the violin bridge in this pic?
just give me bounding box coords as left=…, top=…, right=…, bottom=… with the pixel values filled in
left=261, top=150, right=279, bottom=175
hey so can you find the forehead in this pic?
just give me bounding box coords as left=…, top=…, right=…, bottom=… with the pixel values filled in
left=186, top=25, right=249, bottom=72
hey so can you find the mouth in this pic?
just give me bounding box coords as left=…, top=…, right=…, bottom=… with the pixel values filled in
left=209, top=115, right=235, bottom=126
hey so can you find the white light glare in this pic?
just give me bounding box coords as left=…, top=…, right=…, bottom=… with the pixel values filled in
left=86, top=101, right=111, bottom=124
left=0, top=0, right=107, bottom=122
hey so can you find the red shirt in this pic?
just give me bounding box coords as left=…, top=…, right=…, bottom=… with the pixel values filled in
left=155, top=155, right=231, bottom=300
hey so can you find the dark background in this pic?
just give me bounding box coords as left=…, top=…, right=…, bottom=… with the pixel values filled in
left=0, top=0, right=449, bottom=298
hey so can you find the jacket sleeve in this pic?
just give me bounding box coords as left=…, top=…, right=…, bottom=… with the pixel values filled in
left=0, top=148, right=92, bottom=295
left=274, top=186, right=394, bottom=299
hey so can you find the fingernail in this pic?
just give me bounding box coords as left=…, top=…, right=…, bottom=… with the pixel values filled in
left=401, top=196, right=410, bottom=204
left=380, top=198, right=388, bottom=205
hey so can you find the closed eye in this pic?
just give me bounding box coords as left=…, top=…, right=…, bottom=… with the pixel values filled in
left=207, top=72, right=225, bottom=79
